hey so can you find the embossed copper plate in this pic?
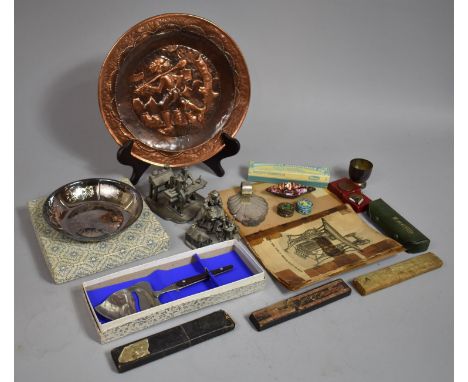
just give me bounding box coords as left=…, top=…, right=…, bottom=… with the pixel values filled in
left=99, top=14, right=250, bottom=167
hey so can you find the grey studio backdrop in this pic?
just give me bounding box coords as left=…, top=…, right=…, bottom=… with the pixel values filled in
left=15, top=1, right=453, bottom=381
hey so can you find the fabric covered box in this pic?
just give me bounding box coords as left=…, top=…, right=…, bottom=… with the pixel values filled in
left=28, top=191, right=170, bottom=284
left=82, top=240, right=266, bottom=343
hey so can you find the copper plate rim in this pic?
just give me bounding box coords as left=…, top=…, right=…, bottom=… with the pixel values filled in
left=98, top=13, right=251, bottom=167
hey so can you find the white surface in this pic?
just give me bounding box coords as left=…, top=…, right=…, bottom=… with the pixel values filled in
left=15, top=1, right=453, bottom=381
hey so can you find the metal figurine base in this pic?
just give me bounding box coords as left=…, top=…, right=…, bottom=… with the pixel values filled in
left=117, top=133, right=240, bottom=185
left=185, top=228, right=241, bottom=250
left=146, top=168, right=207, bottom=224
left=146, top=194, right=205, bottom=224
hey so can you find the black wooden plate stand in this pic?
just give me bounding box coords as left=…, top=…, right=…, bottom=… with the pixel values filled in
left=117, top=133, right=240, bottom=185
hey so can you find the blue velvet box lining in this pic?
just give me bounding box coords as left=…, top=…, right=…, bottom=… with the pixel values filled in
left=86, top=250, right=253, bottom=324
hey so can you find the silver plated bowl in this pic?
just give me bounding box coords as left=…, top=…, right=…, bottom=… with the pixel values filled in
left=43, top=178, right=143, bottom=242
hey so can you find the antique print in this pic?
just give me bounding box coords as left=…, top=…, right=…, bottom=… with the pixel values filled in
left=249, top=206, right=403, bottom=290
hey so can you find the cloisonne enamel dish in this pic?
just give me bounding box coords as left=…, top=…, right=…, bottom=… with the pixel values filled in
left=43, top=179, right=143, bottom=242
left=98, top=13, right=250, bottom=167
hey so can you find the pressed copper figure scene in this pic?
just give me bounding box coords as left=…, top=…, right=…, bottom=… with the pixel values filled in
left=99, top=14, right=250, bottom=167
left=130, top=45, right=220, bottom=145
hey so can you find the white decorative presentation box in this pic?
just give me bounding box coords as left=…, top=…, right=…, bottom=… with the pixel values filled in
left=82, top=240, right=266, bottom=343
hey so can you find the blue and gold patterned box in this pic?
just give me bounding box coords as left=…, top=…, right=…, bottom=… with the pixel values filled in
left=28, top=195, right=170, bottom=284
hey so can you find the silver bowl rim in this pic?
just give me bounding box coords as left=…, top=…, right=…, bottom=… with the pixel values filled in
left=42, top=178, right=143, bottom=242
